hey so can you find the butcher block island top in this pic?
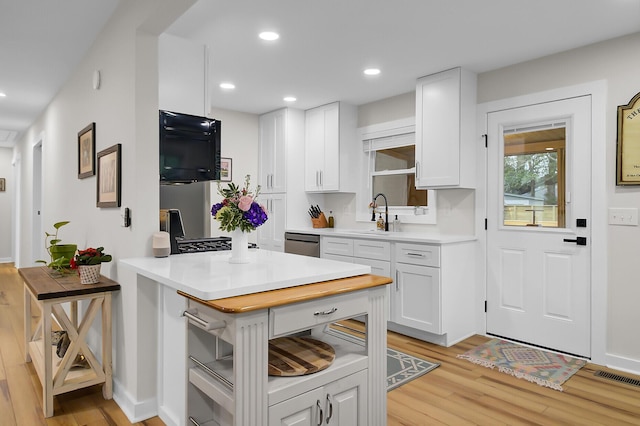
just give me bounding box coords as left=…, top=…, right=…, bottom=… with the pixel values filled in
left=120, top=249, right=372, bottom=300
left=179, top=273, right=391, bottom=312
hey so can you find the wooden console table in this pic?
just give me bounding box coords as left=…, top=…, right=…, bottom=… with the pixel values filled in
left=19, top=266, right=120, bottom=417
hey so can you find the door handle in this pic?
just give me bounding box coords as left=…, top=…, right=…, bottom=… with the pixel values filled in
left=563, top=237, right=587, bottom=246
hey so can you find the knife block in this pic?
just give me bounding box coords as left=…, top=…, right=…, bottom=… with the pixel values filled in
left=311, top=213, right=328, bottom=228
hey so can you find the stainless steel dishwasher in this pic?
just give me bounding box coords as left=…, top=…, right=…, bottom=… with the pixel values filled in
left=284, top=232, right=320, bottom=257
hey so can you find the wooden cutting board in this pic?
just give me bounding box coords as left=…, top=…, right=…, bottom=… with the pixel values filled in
left=268, top=336, right=335, bottom=377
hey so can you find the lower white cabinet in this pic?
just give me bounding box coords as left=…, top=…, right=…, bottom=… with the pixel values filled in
left=392, top=262, right=441, bottom=333
left=269, top=370, right=367, bottom=426
left=321, top=235, right=476, bottom=347
left=257, top=193, right=286, bottom=251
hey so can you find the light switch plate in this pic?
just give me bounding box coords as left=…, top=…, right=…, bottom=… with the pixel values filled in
left=608, top=207, right=638, bottom=226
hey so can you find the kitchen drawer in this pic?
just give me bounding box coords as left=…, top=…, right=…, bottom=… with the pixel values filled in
left=270, top=291, right=368, bottom=337
left=395, top=242, right=440, bottom=267
left=322, top=237, right=354, bottom=257
left=354, top=240, right=390, bottom=261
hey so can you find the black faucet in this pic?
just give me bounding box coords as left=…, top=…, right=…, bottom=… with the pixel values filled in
left=371, top=193, right=389, bottom=231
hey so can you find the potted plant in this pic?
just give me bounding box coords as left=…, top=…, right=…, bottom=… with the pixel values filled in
left=36, top=221, right=77, bottom=273
left=71, top=247, right=112, bottom=284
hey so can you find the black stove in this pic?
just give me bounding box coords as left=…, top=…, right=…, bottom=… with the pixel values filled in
left=175, top=236, right=258, bottom=254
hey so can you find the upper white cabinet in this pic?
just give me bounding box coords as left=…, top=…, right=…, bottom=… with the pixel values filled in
left=305, top=102, right=358, bottom=192
left=415, top=67, right=477, bottom=189
left=259, top=108, right=288, bottom=193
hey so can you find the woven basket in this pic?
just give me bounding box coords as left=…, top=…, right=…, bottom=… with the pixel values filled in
left=78, top=264, right=101, bottom=284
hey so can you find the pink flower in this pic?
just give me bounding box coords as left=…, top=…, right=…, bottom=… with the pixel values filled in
left=238, top=195, right=253, bottom=212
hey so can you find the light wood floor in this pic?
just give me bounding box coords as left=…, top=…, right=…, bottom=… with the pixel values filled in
left=2, top=263, right=640, bottom=425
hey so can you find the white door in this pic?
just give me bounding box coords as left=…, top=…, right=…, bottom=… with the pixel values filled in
left=486, top=96, right=591, bottom=357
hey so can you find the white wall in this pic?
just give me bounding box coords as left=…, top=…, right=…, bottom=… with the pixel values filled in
left=0, top=147, right=13, bottom=262
left=478, top=31, right=640, bottom=370
left=13, top=0, right=196, bottom=421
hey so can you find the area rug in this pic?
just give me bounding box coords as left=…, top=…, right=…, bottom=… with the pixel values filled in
left=457, top=339, right=586, bottom=391
left=326, top=328, right=439, bottom=391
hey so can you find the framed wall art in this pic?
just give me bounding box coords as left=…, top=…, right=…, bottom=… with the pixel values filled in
left=616, top=91, right=640, bottom=185
left=96, top=144, right=121, bottom=208
left=78, top=122, right=96, bottom=179
left=220, top=157, right=232, bottom=182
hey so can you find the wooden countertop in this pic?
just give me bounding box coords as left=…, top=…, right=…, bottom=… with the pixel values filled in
left=19, top=266, right=121, bottom=300
left=178, top=273, right=392, bottom=313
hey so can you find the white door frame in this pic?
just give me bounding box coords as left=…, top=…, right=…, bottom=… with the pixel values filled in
left=476, top=80, right=607, bottom=365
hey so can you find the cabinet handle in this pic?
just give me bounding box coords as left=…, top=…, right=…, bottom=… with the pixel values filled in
left=319, top=170, right=323, bottom=186
left=314, top=307, right=338, bottom=316
left=188, top=416, right=201, bottom=426
left=325, top=393, right=333, bottom=423
left=406, top=252, right=425, bottom=258
left=182, top=310, right=226, bottom=331
left=316, top=400, right=323, bottom=426
left=416, top=161, right=421, bottom=181
left=395, top=270, right=399, bottom=291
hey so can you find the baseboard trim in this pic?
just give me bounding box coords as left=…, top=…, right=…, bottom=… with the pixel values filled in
left=112, top=379, right=158, bottom=423
left=606, top=353, right=640, bottom=376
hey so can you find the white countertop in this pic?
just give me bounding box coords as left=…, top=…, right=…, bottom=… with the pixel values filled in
left=120, top=249, right=370, bottom=300
left=285, top=227, right=476, bottom=244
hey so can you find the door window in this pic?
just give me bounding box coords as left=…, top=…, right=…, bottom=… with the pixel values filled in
left=502, top=123, right=566, bottom=228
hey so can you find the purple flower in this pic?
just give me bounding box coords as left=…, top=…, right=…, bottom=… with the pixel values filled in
left=211, top=202, right=224, bottom=216
left=243, top=202, right=268, bottom=228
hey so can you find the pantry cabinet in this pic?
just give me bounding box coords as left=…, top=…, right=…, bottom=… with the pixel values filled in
left=259, top=109, right=288, bottom=193
left=305, top=102, right=358, bottom=192
left=257, top=193, right=286, bottom=252
left=415, top=67, right=477, bottom=189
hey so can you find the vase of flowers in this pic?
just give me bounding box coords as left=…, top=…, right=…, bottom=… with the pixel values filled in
left=211, top=175, right=268, bottom=263
left=71, top=247, right=112, bottom=284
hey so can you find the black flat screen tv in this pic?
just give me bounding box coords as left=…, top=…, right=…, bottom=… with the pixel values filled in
left=159, top=110, right=221, bottom=183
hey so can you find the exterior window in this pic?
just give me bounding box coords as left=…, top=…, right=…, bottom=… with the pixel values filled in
left=503, top=125, right=566, bottom=228
left=367, top=143, right=427, bottom=208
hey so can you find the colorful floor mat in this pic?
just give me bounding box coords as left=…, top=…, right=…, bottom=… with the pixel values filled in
left=457, top=339, right=586, bottom=391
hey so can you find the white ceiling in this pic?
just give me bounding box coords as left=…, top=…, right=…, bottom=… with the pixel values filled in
left=3, top=0, right=640, bottom=148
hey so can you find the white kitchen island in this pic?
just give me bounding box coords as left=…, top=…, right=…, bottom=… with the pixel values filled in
left=120, top=249, right=391, bottom=426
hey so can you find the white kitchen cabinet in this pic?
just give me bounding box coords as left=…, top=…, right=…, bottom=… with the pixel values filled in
left=304, top=102, right=358, bottom=192
left=269, top=370, right=367, bottom=426
left=257, top=193, right=286, bottom=252
left=415, top=67, right=477, bottom=189
left=259, top=109, right=287, bottom=193
left=393, top=261, right=441, bottom=333
left=319, top=234, right=476, bottom=347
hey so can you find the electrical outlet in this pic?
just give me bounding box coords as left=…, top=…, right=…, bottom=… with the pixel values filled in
left=608, top=207, right=638, bottom=226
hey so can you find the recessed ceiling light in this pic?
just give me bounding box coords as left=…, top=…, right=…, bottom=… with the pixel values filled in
left=283, top=96, right=297, bottom=102
left=0, top=92, right=6, bottom=97
left=364, top=68, right=381, bottom=76
left=259, top=31, right=280, bottom=41
left=219, top=82, right=235, bottom=90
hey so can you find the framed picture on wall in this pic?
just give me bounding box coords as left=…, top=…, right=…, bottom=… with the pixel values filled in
left=78, top=122, right=96, bottom=179
left=96, top=144, right=121, bottom=208
left=220, top=157, right=232, bottom=182
left=616, top=92, right=640, bottom=185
